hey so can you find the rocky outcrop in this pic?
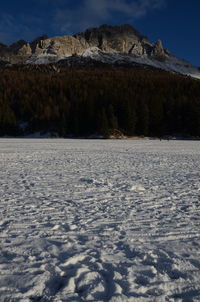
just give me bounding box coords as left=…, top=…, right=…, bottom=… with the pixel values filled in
left=74, top=24, right=169, bottom=59
left=36, top=36, right=88, bottom=57
left=9, top=40, right=27, bottom=53
left=74, top=24, right=147, bottom=54
left=17, top=43, right=32, bottom=56
left=0, top=24, right=170, bottom=64
left=30, top=35, right=48, bottom=53
left=152, top=40, right=167, bottom=60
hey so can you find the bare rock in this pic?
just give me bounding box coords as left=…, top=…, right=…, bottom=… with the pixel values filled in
left=0, top=25, right=170, bottom=64
left=17, top=43, right=32, bottom=56
left=41, top=36, right=88, bottom=57
left=74, top=24, right=146, bottom=54
left=9, top=40, right=27, bottom=53
left=152, top=40, right=168, bottom=60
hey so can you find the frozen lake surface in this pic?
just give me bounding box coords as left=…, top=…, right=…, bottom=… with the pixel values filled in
left=0, top=139, right=200, bottom=302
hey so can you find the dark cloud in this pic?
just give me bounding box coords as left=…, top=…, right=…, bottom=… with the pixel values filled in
left=54, top=0, right=166, bottom=34
left=0, top=0, right=166, bottom=44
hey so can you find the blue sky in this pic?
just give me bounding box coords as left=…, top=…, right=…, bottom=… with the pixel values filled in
left=0, top=0, right=199, bottom=66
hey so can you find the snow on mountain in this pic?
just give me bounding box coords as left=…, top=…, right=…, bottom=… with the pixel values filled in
left=26, top=54, right=58, bottom=65
left=25, top=47, right=200, bottom=80
left=0, top=24, right=200, bottom=79
left=80, top=47, right=200, bottom=79
left=82, top=46, right=103, bottom=57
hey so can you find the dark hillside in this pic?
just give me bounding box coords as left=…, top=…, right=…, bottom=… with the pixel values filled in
left=0, top=66, right=199, bottom=138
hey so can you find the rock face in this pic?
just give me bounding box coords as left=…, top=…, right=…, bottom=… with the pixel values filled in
left=1, top=24, right=199, bottom=79
left=0, top=24, right=169, bottom=64
left=35, top=36, right=88, bottom=57
left=74, top=24, right=146, bottom=54
left=152, top=40, right=167, bottom=60
left=74, top=24, right=168, bottom=59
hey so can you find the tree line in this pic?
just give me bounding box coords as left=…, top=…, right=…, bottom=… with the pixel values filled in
left=0, top=66, right=200, bottom=138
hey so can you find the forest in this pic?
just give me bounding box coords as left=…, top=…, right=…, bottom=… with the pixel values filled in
left=0, top=65, right=200, bottom=138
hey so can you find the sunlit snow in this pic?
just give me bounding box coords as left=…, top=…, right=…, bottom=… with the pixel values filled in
left=0, top=139, right=200, bottom=302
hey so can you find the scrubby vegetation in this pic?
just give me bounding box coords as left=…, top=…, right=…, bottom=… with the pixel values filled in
left=0, top=66, right=200, bottom=138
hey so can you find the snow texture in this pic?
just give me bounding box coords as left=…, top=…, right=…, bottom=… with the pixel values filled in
left=26, top=48, right=200, bottom=80
left=26, top=54, right=58, bottom=65
left=0, top=139, right=200, bottom=302
left=81, top=51, right=200, bottom=80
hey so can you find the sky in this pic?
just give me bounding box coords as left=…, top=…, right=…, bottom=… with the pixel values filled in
left=0, top=0, right=199, bottom=66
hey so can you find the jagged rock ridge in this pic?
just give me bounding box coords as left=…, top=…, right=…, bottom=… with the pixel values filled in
left=0, top=24, right=168, bottom=62
left=0, top=24, right=199, bottom=79
left=74, top=24, right=168, bottom=59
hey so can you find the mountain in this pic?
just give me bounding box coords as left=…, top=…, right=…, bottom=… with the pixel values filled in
left=0, top=24, right=200, bottom=79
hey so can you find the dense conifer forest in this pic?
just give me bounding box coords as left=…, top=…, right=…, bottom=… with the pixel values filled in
left=0, top=66, right=200, bottom=138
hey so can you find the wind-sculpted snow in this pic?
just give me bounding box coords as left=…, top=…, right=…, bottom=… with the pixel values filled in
left=0, top=139, right=200, bottom=302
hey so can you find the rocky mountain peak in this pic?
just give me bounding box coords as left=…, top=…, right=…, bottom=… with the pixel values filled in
left=9, top=40, right=27, bottom=53
left=74, top=24, right=149, bottom=54
left=0, top=25, right=168, bottom=61
left=152, top=39, right=168, bottom=60
left=31, top=35, right=49, bottom=44
left=0, top=24, right=199, bottom=79
left=82, top=24, right=145, bottom=38
left=30, top=34, right=49, bottom=52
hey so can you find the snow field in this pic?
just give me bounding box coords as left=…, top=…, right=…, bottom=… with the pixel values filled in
left=0, top=139, right=200, bottom=302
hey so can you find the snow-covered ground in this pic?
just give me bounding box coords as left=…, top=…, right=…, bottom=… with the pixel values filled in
left=0, top=139, right=200, bottom=302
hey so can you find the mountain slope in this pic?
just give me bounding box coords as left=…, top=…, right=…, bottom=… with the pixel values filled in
left=0, top=67, right=200, bottom=138
left=0, top=24, right=200, bottom=79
